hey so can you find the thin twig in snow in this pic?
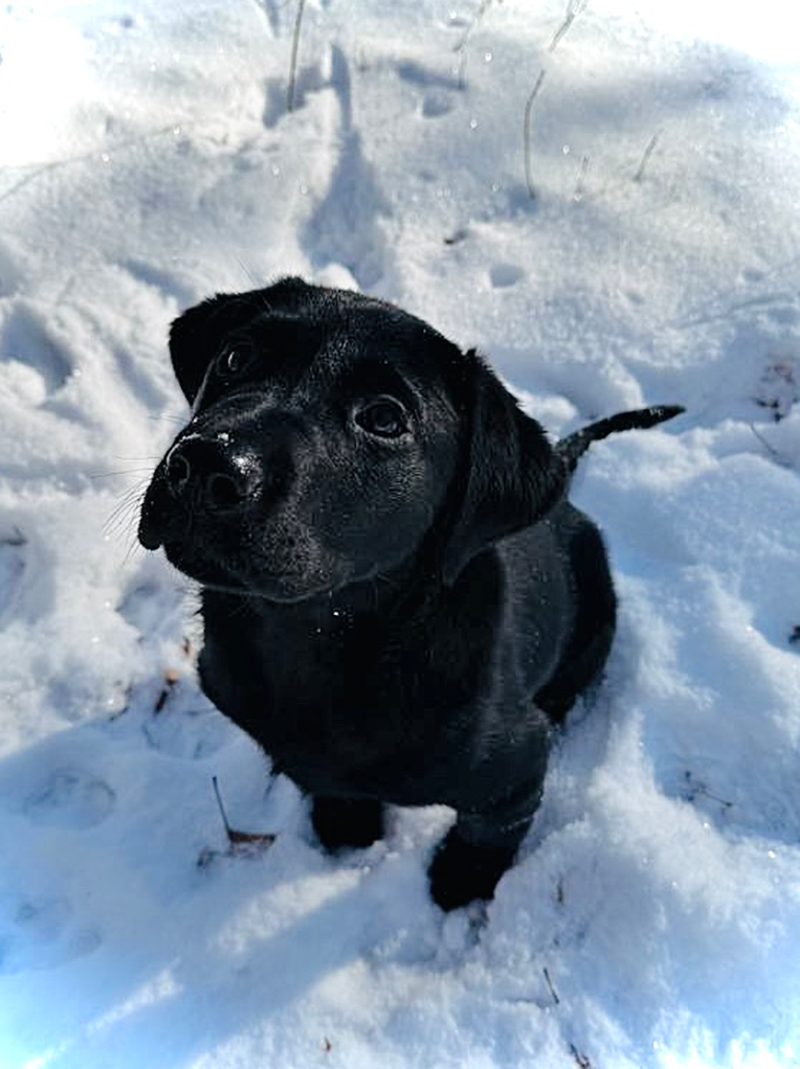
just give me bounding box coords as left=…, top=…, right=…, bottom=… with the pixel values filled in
left=212, top=775, right=234, bottom=837
left=549, top=0, right=587, bottom=52
left=748, top=422, right=781, bottom=460
left=574, top=154, right=590, bottom=201
left=569, top=1045, right=593, bottom=1069
left=543, top=966, right=560, bottom=1005
left=454, top=0, right=496, bottom=88
left=287, top=0, right=307, bottom=113
left=211, top=776, right=277, bottom=848
left=682, top=771, right=733, bottom=810
left=634, top=132, right=661, bottom=182
left=523, top=69, right=546, bottom=200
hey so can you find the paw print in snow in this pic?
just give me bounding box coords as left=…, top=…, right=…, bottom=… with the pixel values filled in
left=23, top=768, right=116, bottom=829
left=0, top=893, right=101, bottom=973
left=754, top=357, right=799, bottom=421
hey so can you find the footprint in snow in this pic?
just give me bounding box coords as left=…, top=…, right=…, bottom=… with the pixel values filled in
left=116, top=578, right=184, bottom=639
left=0, top=525, right=53, bottom=629
left=0, top=528, right=26, bottom=630
left=143, top=704, right=231, bottom=760
left=394, top=60, right=460, bottom=119
left=396, top=60, right=461, bottom=91
left=421, top=89, right=456, bottom=118
left=23, top=768, right=116, bottom=829
left=0, top=893, right=102, bottom=974
left=489, top=263, right=525, bottom=289
left=0, top=301, right=72, bottom=396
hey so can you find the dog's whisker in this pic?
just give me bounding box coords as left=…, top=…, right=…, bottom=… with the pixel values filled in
left=105, top=493, right=145, bottom=529
left=149, top=413, right=186, bottom=425
left=105, top=514, right=142, bottom=544
left=104, top=479, right=149, bottom=539
left=107, top=476, right=149, bottom=503
left=90, top=468, right=155, bottom=480
left=110, top=453, right=161, bottom=461
left=121, top=534, right=143, bottom=565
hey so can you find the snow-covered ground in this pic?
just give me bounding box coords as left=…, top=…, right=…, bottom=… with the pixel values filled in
left=1, top=1, right=800, bottom=1065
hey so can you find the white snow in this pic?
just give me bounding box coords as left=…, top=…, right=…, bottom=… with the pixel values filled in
left=1, top=1, right=800, bottom=1066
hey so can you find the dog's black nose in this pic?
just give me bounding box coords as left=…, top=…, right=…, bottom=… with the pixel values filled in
left=165, top=435, right=262, bottom=510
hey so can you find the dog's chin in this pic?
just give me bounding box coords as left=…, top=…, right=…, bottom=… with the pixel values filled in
left=161, top=540, right=359, bottom=604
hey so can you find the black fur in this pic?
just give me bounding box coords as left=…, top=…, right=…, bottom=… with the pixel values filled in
left=139, top=278, right=681, bottom=910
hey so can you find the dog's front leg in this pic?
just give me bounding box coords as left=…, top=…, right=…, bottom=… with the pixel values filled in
left=428, top=784, right=542, bottom=911
left=311, top=795, right=386, bottom=851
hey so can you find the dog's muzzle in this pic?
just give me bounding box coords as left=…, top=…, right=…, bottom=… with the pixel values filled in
left=138, top=434, right=263, bottom=550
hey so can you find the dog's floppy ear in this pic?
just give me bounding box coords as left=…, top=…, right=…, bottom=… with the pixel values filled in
left=168, top=278, right=315, bottom=403
left=168, top=293, right=255, bottom=405
left=441, top=351, right=567, bottom=585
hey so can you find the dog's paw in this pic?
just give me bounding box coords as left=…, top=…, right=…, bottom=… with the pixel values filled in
left=311, top=795, right=385, bottom=852
left=428, top=827, right=517, bottom=911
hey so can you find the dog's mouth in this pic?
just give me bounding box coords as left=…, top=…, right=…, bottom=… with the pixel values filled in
left=165, top=541, right=359, bottom=604
left=138, top=475, right=356, bottom=603
left=138, top=477, right=185, bottom=552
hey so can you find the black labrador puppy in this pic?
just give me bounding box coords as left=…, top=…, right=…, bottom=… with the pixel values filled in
left=139, top=278, right=680, bottom=910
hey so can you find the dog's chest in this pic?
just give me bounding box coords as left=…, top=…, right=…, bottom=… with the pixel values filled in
left=199, top=602, right=490, bottom=801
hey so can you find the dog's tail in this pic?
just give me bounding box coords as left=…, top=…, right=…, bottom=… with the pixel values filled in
left=557, top=404, right=684, bottom=472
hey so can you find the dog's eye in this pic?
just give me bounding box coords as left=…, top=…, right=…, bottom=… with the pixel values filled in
left=354, top=398, right=409, bottom=439
left=216, top=345, right=255, bottom=379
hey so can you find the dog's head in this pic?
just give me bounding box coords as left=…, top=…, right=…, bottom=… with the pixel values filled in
left=139, top=278, right=565, bottom=601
